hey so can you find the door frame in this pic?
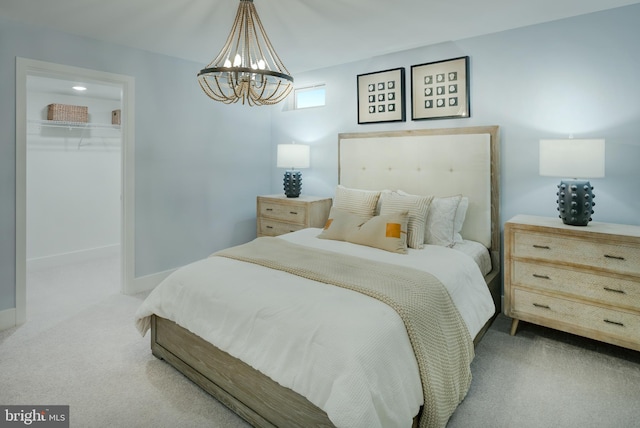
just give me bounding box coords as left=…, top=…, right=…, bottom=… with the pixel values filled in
left=15, top=58, right=135, bottom=325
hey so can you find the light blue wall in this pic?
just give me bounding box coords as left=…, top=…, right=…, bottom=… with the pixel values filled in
left=0, top=18, right=272, bottom=312
left=271, top=5, right=640, bottom=229
left=3, top=5, right=640, bottom=314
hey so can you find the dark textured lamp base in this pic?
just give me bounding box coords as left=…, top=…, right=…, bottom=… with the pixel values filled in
left=283, top=170, right=302, bottom=198
left=556, top=179, right=595, bottom=226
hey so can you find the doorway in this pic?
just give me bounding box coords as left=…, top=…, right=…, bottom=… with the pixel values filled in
left=15, top=58, right=135, bottom=325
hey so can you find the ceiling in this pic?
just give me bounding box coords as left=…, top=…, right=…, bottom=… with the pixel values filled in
left=2, top=0, right=639, bottom=74
left=27, top=75, right=122, bottom=101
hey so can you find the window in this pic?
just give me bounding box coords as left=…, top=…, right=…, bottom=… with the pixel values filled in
left=294, top=84, right=326, bottom=109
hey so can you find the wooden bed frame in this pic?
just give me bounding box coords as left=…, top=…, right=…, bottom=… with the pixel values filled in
left=150, top=126, right=501, bottom=427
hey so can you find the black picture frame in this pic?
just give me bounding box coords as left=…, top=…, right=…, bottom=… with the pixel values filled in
left=357, top=67, right=406, bottom=124
left=411, top=56, right=470, bottom=120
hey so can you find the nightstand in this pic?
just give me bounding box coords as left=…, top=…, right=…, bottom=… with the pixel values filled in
left=504, top=215, right=640, bottom=351
left=257, top=195, right=332, bottom=237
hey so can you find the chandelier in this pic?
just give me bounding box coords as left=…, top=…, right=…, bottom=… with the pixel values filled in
left=197, top=0, right=294, bottom=106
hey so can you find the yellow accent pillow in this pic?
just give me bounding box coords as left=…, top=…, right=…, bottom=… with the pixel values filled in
left=317, top=207, right=372, bottom=241
left=346, top=211, right=409, bottom=254
left=386, top=222, right=402, bottom=238
left=318, top=208, right=409, bottom=254
left=380, top=191, right=433, bottom=249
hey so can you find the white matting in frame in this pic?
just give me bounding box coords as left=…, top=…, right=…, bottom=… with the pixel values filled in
left=357, top=68, right=405, bottom=124
left=411, top=56, right=469, bottom=120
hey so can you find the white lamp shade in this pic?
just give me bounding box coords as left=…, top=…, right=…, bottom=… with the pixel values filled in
left=277, top=144, right=310, bottom=169
left=539, top=139, right=605, bottom=178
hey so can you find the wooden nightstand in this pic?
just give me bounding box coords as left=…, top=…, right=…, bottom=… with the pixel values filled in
left=504, top=215, right=640, bottom=351
left=257, top=195, right=332, bottom=237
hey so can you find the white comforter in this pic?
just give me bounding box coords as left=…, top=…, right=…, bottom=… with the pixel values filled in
left=135, top=228, right=495, bottom=428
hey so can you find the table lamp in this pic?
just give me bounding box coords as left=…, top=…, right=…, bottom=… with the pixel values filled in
left=277, top=143, right=310, bottom=198
left=539, top=138, right=605, bottom=226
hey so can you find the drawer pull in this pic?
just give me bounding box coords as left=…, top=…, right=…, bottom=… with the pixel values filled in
left=604, top=254, right=625, bottom=261
left=603, top=319, right=625, bottom=327
left=266, top=226, right=273, bottom=229
left=603, top=286, right=626, bottom=294
left=532, top=244, right=551, bottom=250
left=533, top=303, right=551, bottom=309
left=289, top=211, right=298, bottom=215
left=532, top=273, right=550, bottom=280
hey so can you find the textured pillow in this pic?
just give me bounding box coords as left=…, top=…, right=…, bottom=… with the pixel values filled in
left=423, top=194, right=463, bottom=247
left=380, top=191, right=433, bottom=249
left=317, top=207, right=371, bottom=241
left=333, top=185, right=381, bottom=217
left=317, top=208, right=408, bottom=254
left=375, top=189, right=393, bottom=214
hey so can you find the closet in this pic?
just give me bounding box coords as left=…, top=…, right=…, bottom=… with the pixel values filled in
left=25, top=75, right=122, bottom=317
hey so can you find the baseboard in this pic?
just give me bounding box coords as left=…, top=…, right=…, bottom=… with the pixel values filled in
left=0, top=308, right=17, bottom=331
left=27, top=244, right=120, bottom=271
left=129, top=268, right=176, bottom=295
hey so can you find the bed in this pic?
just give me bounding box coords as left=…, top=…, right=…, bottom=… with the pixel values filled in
left=136, top=125, right=501, bottom=428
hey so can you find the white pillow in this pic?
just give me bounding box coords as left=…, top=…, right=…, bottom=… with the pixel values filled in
left=333, top=185, right=381, bottom=217
left=423, top=194, right=464, bottom=247
left=453, top=196, right=469, bottom=243
left=380, top=191, right=433, bottom=249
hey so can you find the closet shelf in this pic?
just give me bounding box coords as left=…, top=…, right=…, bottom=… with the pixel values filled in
left=28, top=119, right=121, bottom=131
left=28, top=119, right=121, bottom=149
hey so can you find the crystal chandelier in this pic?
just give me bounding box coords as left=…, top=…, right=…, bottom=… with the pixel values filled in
left=197, top=0, right=294, bottom=106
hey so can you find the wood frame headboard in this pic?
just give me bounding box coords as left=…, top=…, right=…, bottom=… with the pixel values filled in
left=338, top=126, right=500, bottom=269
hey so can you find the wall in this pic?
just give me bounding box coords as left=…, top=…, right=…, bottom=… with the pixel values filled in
left=271, top=5, right=640, bottom=231
left=0, top=18, right=272, bottom=316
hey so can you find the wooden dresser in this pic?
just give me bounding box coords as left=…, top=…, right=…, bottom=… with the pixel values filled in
left=504, top=215, right=640, bottom=351
left=257, top=195, right=332, bottom=237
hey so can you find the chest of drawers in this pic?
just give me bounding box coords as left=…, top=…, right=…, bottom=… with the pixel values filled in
left=504, top=215, right=640, bottom=351
left=257, top=195, right=332, bottom=237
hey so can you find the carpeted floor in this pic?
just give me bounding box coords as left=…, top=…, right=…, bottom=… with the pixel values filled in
left=1, top=258, right=639, bottom=427
left=1, top=257, right=249, bottom=428
left=447, top=314, right=640, bottom=428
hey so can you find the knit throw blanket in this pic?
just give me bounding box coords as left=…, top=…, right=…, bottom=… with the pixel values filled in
left=215, top=237, right=474, bottom=428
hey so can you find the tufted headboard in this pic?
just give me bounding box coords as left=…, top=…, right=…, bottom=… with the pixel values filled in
left=338, top=126, right=500, bottom=268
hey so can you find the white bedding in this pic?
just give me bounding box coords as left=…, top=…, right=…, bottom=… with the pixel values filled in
left=452, top=239, right=493, bottom=277
left=135, top=228, right=495, bottom=428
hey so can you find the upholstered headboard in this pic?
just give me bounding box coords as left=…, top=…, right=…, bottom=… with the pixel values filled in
left=338, top=126, right=500, bottom=265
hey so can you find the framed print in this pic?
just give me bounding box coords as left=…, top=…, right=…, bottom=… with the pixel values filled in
left=411, top=56, right=469, bottom=120
left=357, top=68, right=405, bottom=124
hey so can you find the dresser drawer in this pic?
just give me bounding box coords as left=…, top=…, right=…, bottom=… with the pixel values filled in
left=513, top=231, right=640, bottom=276
left=259, top=201, right=307, bottom=224
left=258, top=219, right=305, bottom=237
left=512, top=288, right=640, bottom=343
left=512, top=260, right=640, bottom=311
left=257, top=195, right=332, bottom=237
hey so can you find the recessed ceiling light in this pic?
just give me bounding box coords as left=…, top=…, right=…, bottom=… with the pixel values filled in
left=72, top=86, right=87, bottom=91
